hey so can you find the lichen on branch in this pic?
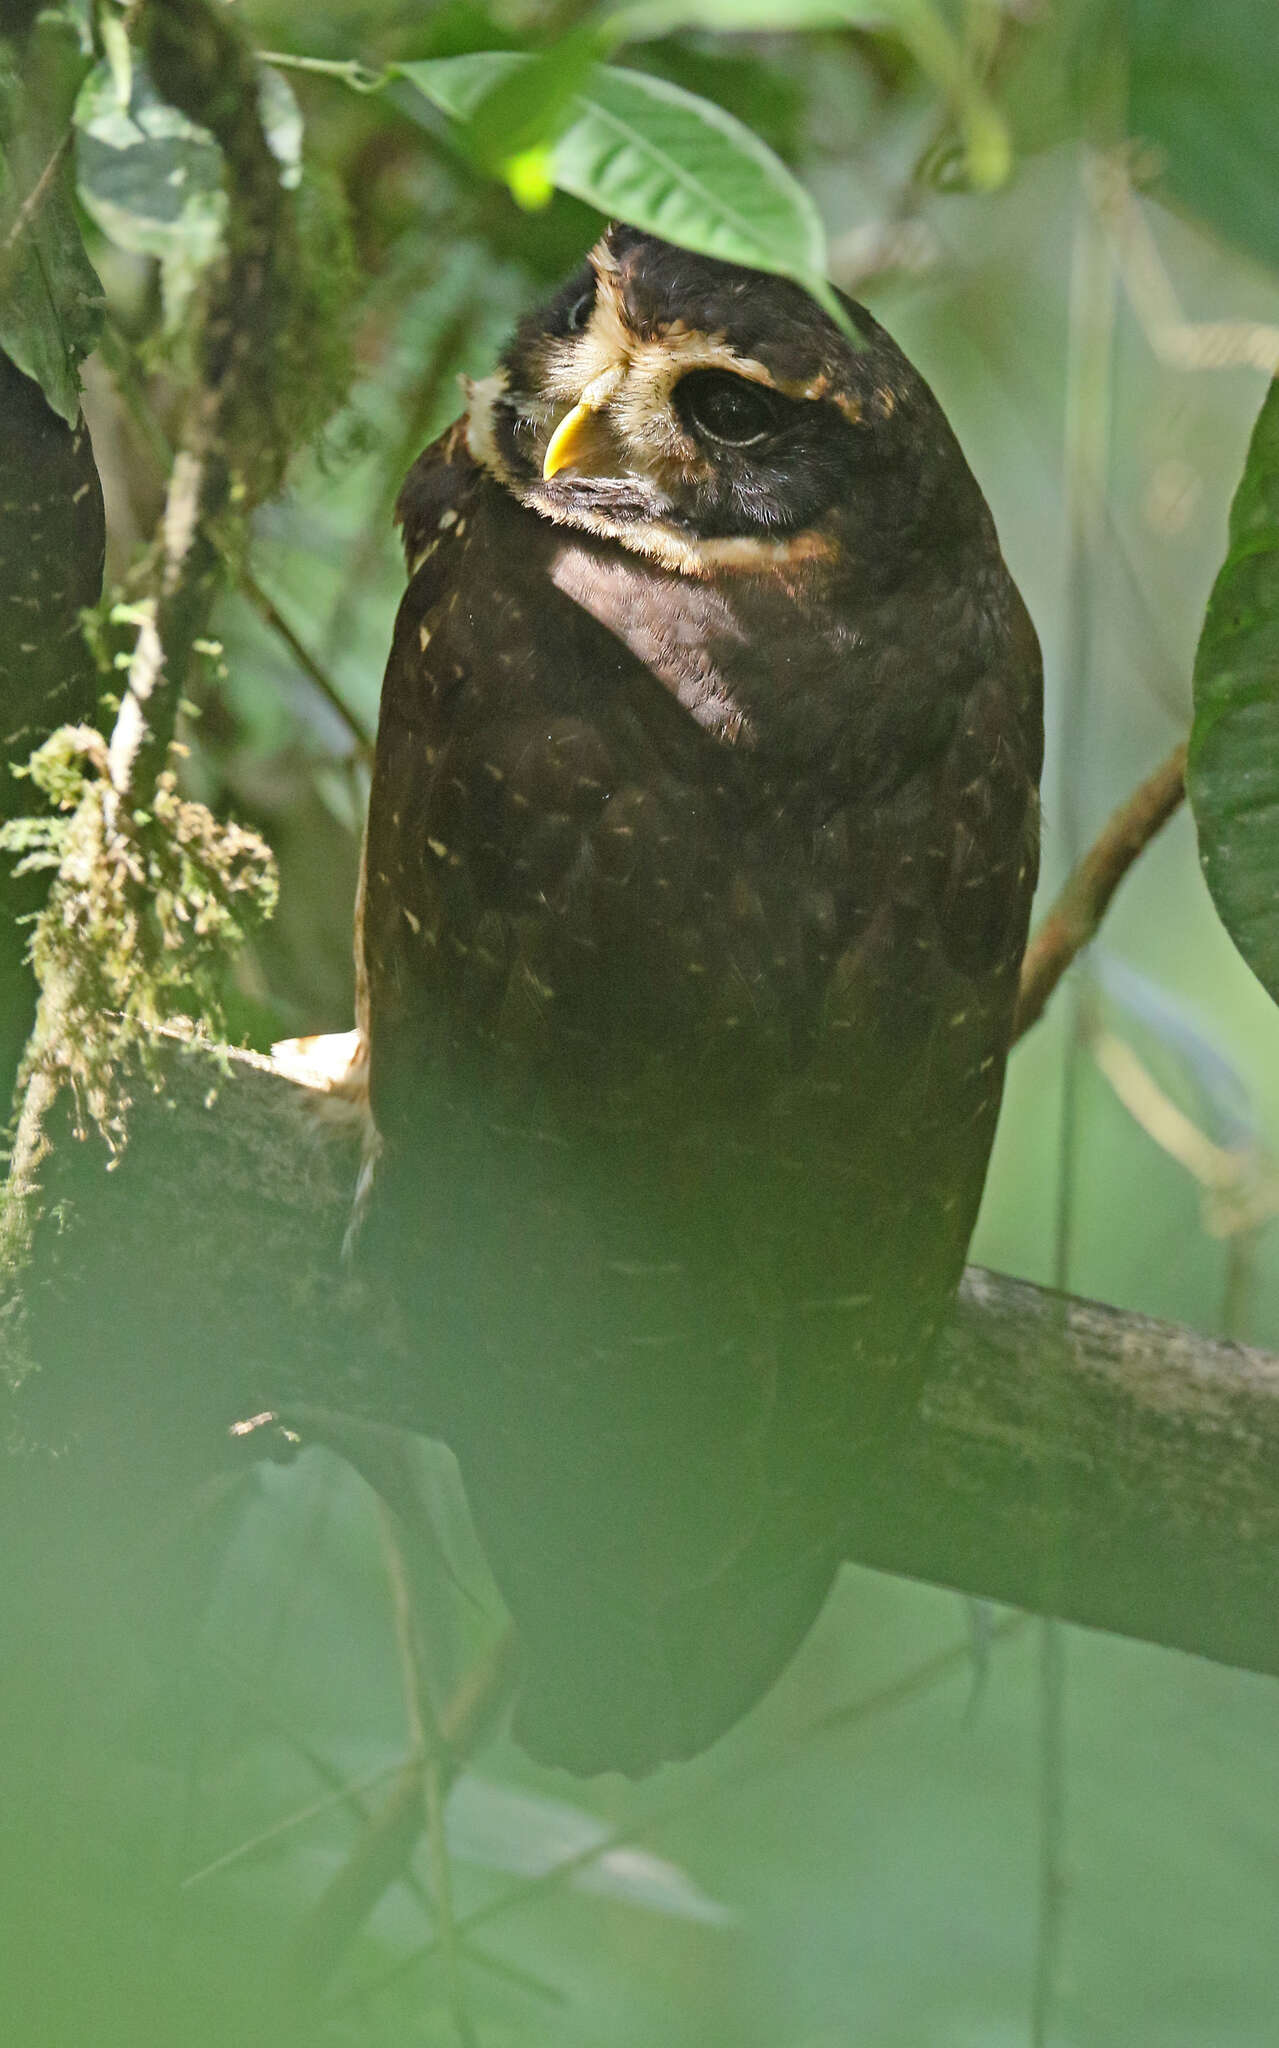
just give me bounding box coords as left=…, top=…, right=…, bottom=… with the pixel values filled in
left=1, top=723, right=275, bottom=1145
left=2, top=0, right=353, bottom=1140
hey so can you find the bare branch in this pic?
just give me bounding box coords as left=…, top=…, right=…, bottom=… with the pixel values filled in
left=1014, top=742, right=1188, bottom=1041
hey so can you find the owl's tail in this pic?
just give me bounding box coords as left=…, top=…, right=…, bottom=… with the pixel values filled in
left=509, top=1544, right=842, bottom=1777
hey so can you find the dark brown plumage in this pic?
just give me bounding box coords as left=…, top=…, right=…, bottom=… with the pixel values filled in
left=357, top=225, right=1042, bottom=1774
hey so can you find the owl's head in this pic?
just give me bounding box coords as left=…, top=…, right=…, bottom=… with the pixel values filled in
left=466, top=224, right=986, bottom=577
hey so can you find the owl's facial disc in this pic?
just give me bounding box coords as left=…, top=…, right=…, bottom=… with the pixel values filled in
left=466, top=227, right=962, bottom=576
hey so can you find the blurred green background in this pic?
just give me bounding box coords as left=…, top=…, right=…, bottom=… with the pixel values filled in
left=15, top=1, right=1279, bottom=2042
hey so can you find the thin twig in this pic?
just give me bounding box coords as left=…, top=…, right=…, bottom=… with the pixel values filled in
left=181, top=1757, right=406, bottom=1892
left=439, top=1624, right=520, bottom=1757
left=378, top=1499, right=479, bottom=2048
left=422, top=1755, right=478, bottom=2048
left=96, top=323, right=374, bottom=759
left=284, top=1762, right=429, bottom=1998
left=1033, top=141, right=1120, bottom=2048
left=1088, top=1026, right=1279, bottom=1238
left=186, top=1645, right=534, bottom=2009
left=279, top=1501, right=442, bottom=2004
left=281, top=1495, right=490, bottom=2041
left=1013, top=741, right=1188, bottom=1043
left=0, top=128, right=71, bottom=256
left=239, top=567, right=374, bottom=758
left=1030, top=1618, right=1067, bottom=2048
left=1090, top=153, right=1279, bottom=376
left=335, top=1615, right=1028, bottom=2017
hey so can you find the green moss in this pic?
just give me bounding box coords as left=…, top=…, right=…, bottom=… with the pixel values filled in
left=1, top=724, right=276, bottom=1145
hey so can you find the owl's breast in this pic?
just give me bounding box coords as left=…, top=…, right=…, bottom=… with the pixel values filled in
left=367, top=465, right=1034, bottom=1143
left=545, top=535, right=758, bottom=742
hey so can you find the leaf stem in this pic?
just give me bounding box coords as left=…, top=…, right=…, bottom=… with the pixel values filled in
left=257, top=51, right=389, bottom=93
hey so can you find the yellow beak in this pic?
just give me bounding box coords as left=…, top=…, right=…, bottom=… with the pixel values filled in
left=542, top=364, right=626, bottom=480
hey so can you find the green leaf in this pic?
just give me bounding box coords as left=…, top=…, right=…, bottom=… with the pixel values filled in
left=397, top=51, right=849, bottom=329
left=446, top=1775, right=733, bottom=1924
left=461, top=23, right=608, bottom=172
left=1187, top=379, right=1279, bottom=1007
left=609, top=0, right=1010, bottom=191
left=1121, top=0, right=1279, bottom=278
left=73, top=54, right=227, bottom=331
left=0, top=64, right=103, bottom=424
left=73, top=54, right=306, bottom=328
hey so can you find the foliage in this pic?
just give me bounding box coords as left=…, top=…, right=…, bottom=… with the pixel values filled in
left=1118, top=0, right=1279, bottom=276
left=400, top=49, right=845, bottom=321
left=1189, top=378, right=1279, bottom=1006
left=3, top=0, right=1279, bottom=2044
left=73, top=43, right=231, bottom=333
left=0, top=39, right=103, bottom=421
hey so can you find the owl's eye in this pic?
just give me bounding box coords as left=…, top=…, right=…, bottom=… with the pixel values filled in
left=675, top=370, right=785, bottom=448
left=566, top=288, right=594, bottom=333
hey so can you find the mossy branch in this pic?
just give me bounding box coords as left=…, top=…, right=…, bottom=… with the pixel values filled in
left=1, top=0, right=354, bottom=1357
left=7, top=1031, right=1279, bottom=1702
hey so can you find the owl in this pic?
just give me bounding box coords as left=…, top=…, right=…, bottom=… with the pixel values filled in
left=357, top=224, right=1042, bottom=1775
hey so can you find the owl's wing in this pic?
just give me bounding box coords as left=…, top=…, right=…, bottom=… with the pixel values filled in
left=931, top=609, right=1043, bottom=978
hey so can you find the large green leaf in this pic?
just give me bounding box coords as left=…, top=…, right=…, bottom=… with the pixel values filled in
left=73, top=52, right=304, bottom=330
left=1188, top=379, right=1279, bottom=1006
left=0, top=61, right=102, bottom=424
left=398, top=50, right=847, bottom=326
left=1122, top=0, right=1279, bottom=278
left=74, top=53, right=228, bottom=331
left=454, top=25, right=609, bottom=175
left=615, top=2, right=1011, bottom=188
